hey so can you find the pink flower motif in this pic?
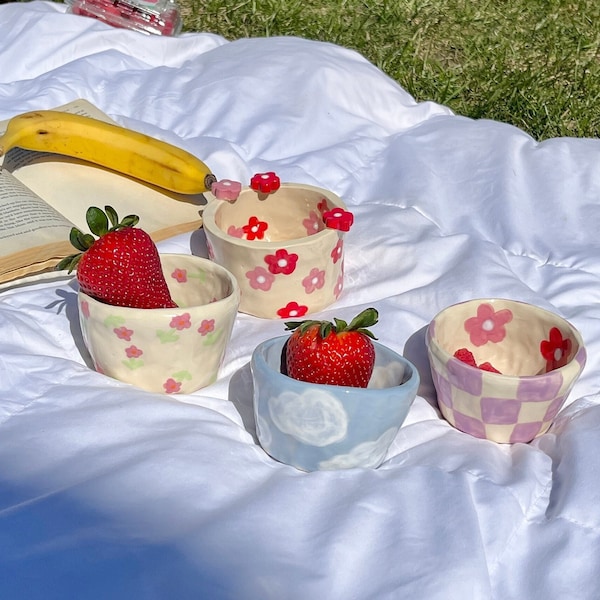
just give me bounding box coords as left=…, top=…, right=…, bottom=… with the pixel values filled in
left=464, top=303, right=513, bottom=347
left=206, top=239, right=215, bottom=260
left=170, top=313, right=192, bottom=330
left=302, top=210, right=322, bottom=236
left=246, top=266, right=275, bottom=291
left=227, top=225, right=245, bottom=239
left=277, top=301, right=309, bottom=319
left=540, top=327, right=572, bottom=371
left=125, top=345, right=143, bottom=358
left=264, top=248, right=298, bottom=275
left=171, top=268, right=187, bottom=283
left=250, top=172, right=281, bottom=194
left=331, top=239, right=343, bottom=263
left=323, top=208, right=354, bottom=232
left=198, top=319, right=215, bottom=336
left=334, top=272, right=344, bottom=298
left=114, top=326, right=134, bottom=341
left=243, top=216, right=269, bottom=241
left=164, top=378, right=182, bottom=394
left=302, top=268, right=325, bottom=294
left=80, top=300, right=90, bottom=319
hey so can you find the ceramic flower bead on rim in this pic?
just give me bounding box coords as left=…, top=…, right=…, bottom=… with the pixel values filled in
left=78, top=254, right=240, bottom=394
left=426, top=298, right=586, bottom=443
left=202, top=180, right=351, bottom=319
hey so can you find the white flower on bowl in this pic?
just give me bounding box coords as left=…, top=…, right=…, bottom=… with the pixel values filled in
left=268, top=389, right=349, bottom=446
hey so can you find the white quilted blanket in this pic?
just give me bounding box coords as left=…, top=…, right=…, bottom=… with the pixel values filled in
left=1, top=2, right=599, bottom=599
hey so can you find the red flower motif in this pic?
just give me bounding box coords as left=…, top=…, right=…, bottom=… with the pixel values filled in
left=163, top=378, right=182, bottom=394
left=171, top=268, right=187, bottom=283
left=125, top=345, right=143, bottom=358
left=243, top=216, right=269, bottom=241
left=250, top=172, right=281, bottom=194
left=464, top=303, right=513, bottom=347
left=323, top=208, right=354, bottom=232
left=264, top=248, right=298, bottom=275
left=80, top=300, right=90, bottom=319
left=277, top=301, right=309, bottom=319
left=540, top=327, right=572, bottom=371
left=114, top=326, right=133, bottom=341
left=317, top=198, right=330, bottom=214
left=331, top=239, right=343, bottom=263
left=170, top=313, right=192, bottom=331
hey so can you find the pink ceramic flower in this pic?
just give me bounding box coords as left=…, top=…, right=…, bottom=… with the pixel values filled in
left=331, top=239, right=343, bottom=264
left=170, top=313, right=192, bottom=331
left=302, top=210, right=322, bottom=236
left=164, top=378, right=182, bottom=394
left=198, top=319, right=215, bottom=336
left=114, top=326, right=133, bottom=341
left=464, top=303, right=513, bottom=347
left=277, top=301, right=309, bottom=319
left=125, top=345, right=143, bottom=358
left=246, top=266, right=275, bottom=291
left=540, top=327, right=572, bottom=371
left=243, top=216, right=269, bottom=241
left=211, top=179, right=242, bottom=202
left=323, top=208, right=354, bottom=232
left=250, top=172, right=281, bottom=194
left=171, top=268, right=187, bottom=283
left=302, top=268, right=325, bottom=294
left=226, top=225, right=245, bottom=239
left=264, top=248, right=298, bottom=275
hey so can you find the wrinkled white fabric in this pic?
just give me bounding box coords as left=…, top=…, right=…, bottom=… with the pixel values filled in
left=1, top=2, right=599, bottom=599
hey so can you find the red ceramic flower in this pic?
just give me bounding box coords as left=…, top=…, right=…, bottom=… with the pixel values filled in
left=243, top=216, right=269, bottom=241
left=264, top=248, right=298, bottom=275
left=276, top=301, right=309, bottom=319
left=323, top=208, right=354, bottom=232
left=250, top=172, right=281, bottom=194
left=540, top=327, right=572, bottom=371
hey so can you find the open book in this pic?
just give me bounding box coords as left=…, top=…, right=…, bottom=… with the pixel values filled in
left=0, top=99, right=206, bottom=286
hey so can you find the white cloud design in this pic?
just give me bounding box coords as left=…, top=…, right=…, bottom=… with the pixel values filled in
left=317, top=427, right=398, bottom=470
left=268, top=389, right=348, bottom=446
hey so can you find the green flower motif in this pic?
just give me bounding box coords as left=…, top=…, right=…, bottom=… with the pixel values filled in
left=104, top=315, right=126, bottom=328
left=157, top=329, right=180, bottom=343
left=123, top=357, right=144, bottom=370
left=172, top=370, right=192, bottom=381
left=202, top=329, right=223, bottom=346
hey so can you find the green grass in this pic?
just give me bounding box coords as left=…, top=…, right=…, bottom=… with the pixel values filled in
left=178, top=0, right=600, bottom=141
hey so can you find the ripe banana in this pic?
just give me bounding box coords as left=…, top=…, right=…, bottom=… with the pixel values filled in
left=0, top=110, right=217, bottom=194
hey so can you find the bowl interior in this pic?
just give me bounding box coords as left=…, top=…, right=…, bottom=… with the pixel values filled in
left=432, top=299, right=583, bottom=377
left=212, top=185, right=341, bottom=242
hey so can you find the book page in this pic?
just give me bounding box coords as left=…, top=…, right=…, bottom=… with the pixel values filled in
left=0, top=99, right=206, bottom=285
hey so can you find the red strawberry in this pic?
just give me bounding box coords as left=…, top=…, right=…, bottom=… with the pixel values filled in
left=57, top=205, right=177, bottom=309
left=454, top=348, right=501, bottom=374
left=284, top=308, right=379, bottom=388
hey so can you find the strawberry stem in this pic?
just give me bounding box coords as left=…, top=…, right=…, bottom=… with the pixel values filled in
left=284, top=307, right=379, bottom=340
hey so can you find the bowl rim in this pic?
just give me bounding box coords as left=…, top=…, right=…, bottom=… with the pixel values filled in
left=202, top=182, right=347, bottom=249
left=251, top=335, right=421, bottom=394
left=77, top=252, right=241, bottom=313
left=426, top=297, right=586, bottom=381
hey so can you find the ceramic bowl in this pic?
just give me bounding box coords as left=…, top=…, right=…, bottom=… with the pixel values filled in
left=202, top=183, right=349, bottom=319
left=251, top=336, right=420, bottom=471
left=426, top=298, right=586, bottom=443
left=78, top=253, right=240, bottom=394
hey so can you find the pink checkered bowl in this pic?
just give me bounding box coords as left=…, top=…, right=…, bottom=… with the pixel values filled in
left=426, top=298, right=586, bottom=444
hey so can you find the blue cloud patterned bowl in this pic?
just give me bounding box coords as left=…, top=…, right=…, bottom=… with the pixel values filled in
left=251, top=336, right=420, bottom=471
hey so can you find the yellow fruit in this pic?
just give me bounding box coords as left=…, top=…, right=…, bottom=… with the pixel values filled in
left=0, top=110, right=216, bottom=194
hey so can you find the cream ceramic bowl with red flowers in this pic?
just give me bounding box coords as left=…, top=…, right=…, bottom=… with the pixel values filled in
left=78, top=254, right=240, bottom=394
left=202, top=180, right=351, bottom=319
left=426, top=298, right=586, bottom=443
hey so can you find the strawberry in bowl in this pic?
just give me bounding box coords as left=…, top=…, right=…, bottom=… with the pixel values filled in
left=250, top=308, right=420, bottom=471
left=62, top=206, right=240, bottom=394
